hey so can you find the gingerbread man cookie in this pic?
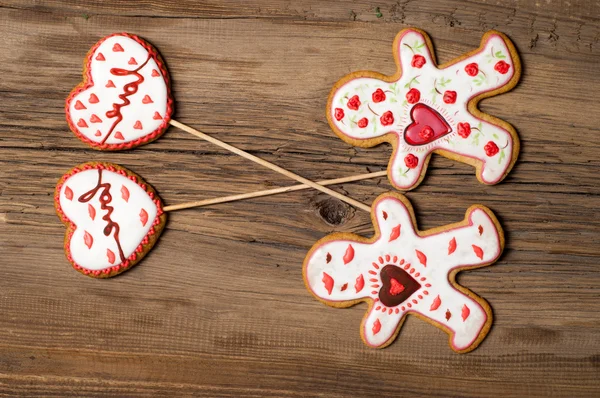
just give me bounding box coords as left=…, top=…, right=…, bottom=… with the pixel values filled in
left=55, top=162, right=167, bottom=277
left=303, top=193, right=504, bottom=352
left=66, top=33, right=174, bottom=150
left=327, top=28, right=521, bottom=190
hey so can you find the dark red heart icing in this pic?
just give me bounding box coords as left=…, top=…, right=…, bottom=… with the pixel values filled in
left=379, top=264, right=421, bottom=307
left=403, top=104, right=452, bottom=146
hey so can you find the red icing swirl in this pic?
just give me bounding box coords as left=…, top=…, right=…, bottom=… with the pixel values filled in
left=102, top=55, right=151, bottom=144
left=78, top=169, right=125, bottom=262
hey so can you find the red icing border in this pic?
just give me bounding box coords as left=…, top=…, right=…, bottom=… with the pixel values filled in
left=54, top=162, right=165, bottom=277
left=65, top=33, right=175, bottom=151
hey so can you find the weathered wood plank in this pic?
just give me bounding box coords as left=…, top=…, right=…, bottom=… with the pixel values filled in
left=0, top=0, right=599, bottom=396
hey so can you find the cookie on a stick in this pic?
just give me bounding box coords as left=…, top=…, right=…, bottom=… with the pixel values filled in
left=66, top=33, right=376, bottom=212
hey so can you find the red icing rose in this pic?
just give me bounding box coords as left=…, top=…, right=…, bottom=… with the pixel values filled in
left=443, top=90, right=457, bottom=104
left=357, top=117, right=368, bottom=128
left=334, top=108, right=344, bottom=121
left=404, top=154, right=418, bottom=169
left=347, top=95, right=361, bottom=110
left=372, top=88, right=386, bottom=103
left=419, top=126, right=434, bottom=140
left=494, top=60, right=510, bottom=74
left=380, top=111, right=394, bottom=126
left=484, top=141, right=499, bottom=157
left=465, top=63, right=479, bottom=77
left=406, top=88, right=420, bottom=104
left=457, top=122, right=471, bottom=138
left=411, top=54, right=426, bottom=68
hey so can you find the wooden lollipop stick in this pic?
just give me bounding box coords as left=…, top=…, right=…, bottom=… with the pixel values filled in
left=169, top=119, right=372, bottom=212
left=163, top=170, right=386, bottom=212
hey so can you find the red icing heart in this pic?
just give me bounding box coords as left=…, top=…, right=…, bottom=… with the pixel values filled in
left=113, top=43, right=124, bottom=52
left=105, top=80, right=115, bottom=88
left=74, top=100, right=86, bottom=110
left=142, top=95, right=153, bottom=104
left=96, top=53, right=105, bottom=61
left=403, top=104, right=452, bottom=146
left=114, top=131, right=124, bottom=140
left=89, top=93, right=99, bottom=104
left=152, top=111, right=162, bottom=120
left=151, top=69, right=160, bottom=77
left=128, top=57, right=137, bottom=65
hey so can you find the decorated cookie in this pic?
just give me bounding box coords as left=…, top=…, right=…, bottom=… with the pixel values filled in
left=303, top=192, right=504, bottom=353
left=66, top=33, right=174, bottom=150
left=55, top=162, right=167, bottom=277
left=327, top=28, right=521, bottom=190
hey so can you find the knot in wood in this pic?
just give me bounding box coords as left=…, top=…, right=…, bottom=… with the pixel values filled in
left=315, top=197, right=351, bottom=226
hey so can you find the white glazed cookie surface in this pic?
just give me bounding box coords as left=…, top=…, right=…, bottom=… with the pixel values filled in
left=67, top=34, right=169, bottom=146
left=58, top=168, right=158, bottom=271
left=330, top=29, right=517, bottom=189
left=304, top=195, right=502, bottom=351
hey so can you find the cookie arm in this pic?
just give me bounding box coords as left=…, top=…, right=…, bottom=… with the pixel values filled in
left=456, top=32, right=519, bottom=99
left=418, top=207, right=503, bottom=272
left=304, top=239, right=374, bottom=304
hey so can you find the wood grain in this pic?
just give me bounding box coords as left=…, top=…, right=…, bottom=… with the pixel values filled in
left=1, top=0, right=599, bottom=396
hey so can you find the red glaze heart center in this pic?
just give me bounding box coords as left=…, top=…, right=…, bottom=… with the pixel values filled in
left=389, top=278, right=405, bottom=296
left=403, top=104, right=452, bottom=146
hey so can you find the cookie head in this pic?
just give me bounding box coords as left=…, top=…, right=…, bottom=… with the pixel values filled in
left=55, top=163, right=167, bottom=277
left=327, top=28, right=521, bottom=191
left=66, top=33, right=174, bottom=150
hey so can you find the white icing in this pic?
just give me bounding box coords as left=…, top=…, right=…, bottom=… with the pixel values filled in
left=58, top=168, right=158, bottom=271
left=304, top=195, right=502, bottom=350
left=68, top=35, right=169, bottom=146
left=330, top=30, right=517, bottom=189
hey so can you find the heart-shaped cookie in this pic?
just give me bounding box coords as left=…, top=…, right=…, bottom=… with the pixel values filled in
left=403, top=103, right=452, bottom=146
left=66, top=33, right=174, bottom=150
left=55, top=162, right=167, bottom=277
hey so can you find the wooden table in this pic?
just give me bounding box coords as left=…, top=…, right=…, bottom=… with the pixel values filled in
left=1, top=1, right=599, bottom=396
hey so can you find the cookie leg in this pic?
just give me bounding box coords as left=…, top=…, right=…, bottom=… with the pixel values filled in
left=361, top=304, right=407, bottom=348
left=420, top=285, right=490, bottom=352
left=388, top=144, right=431, bottom=190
